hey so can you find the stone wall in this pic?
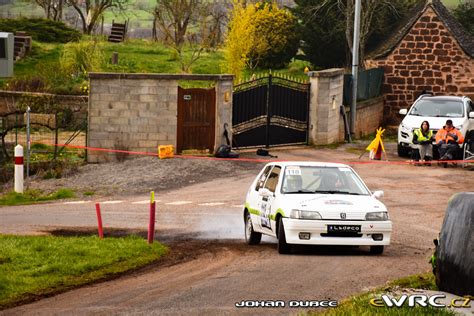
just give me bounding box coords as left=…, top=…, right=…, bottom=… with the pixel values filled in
left=0, top=90, right=88, bottom=115
left=308, top=69, right=345, bottom=145
left=366, top=6, right=474, bottom=123
left=339, top=96, right=384, bottom=140
left=88, top=73, right=233, bottom=163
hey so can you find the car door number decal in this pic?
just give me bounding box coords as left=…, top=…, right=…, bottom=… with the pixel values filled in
left=260, top=201, right=271, bottom=229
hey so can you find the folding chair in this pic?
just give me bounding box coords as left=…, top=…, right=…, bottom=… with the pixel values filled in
left=462, top=130, right=474, bottom=168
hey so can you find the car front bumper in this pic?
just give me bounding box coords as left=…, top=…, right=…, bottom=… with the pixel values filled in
left=282, top=218, right=392, bottom=246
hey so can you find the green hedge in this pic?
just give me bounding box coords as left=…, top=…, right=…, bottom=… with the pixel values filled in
left=0, top=18, right=81, bottom=43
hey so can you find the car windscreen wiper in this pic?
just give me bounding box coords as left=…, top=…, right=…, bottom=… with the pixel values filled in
left=284, top=190, right=314, bottom=194
left=313, top=190, right=363, bottom=195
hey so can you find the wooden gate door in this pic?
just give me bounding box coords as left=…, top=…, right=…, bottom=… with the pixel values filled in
left=177, top=87, right=216, bottom=153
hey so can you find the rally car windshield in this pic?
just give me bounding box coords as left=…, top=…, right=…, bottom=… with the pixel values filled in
left=281, top=166, right=370, bottom=195
left=409, top=99, right=464, bottom=118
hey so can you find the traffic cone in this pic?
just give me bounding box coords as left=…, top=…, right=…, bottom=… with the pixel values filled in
left=366, top=127, right=386, bottom=160
left=373, top=144, right=382, bottom=160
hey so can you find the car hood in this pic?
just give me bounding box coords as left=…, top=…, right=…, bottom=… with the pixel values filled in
left=280, top=194, right=387, bottom=220
left=401, top=115, right=465, bottom=130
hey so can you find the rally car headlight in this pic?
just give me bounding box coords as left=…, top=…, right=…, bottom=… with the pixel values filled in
left=290, top=209, right=322, bottom=220
left=365, top=211, right=389, bottom=221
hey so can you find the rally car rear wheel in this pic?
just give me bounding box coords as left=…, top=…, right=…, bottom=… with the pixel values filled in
left=245, top=211, right=261, bottom=245
left=277, top=217, right=291, bottom=254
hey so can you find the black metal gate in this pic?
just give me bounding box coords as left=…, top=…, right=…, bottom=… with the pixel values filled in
left=232, top=74, right=310, bottom=148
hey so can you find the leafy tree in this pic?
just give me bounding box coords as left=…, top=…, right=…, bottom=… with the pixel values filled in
left=292, top=0, right=346, bottom=68
left=66, top=0, right=129, bottom=34
left=292, top=0, right=419, bottom=68
left=249, top=2, right=299, bottom=69
left=223, top=1, right=256, bottom=80
left=224, top=1, right=299, bottom=79
left=452, top=1, right=474, bottom=35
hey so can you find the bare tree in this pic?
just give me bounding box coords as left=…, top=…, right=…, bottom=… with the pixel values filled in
left=153, top=0, right=212, bottom=72
left=153, top=0, right=201, bottom=52
left=202, top=0, right=230, bottom=49
left=66, top=0, right=129, bottom=34
left=34, top=0, right=65, bottom=21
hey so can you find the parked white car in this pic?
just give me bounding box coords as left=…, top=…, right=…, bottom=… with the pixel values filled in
left=243, top=162, right=392, bottom=254
left=397, top=95, right=474, bottom=157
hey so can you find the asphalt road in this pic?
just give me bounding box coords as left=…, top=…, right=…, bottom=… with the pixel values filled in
left=1, top=147, right=472, bottom=315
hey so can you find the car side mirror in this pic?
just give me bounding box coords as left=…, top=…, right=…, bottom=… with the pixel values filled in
left=469, top=111, right=474, bottom=119
left=399, top=109, right=408, bottom=115
left=259, top=188, right=272, bottom=197
left=373, top=190, right=384, bottom=199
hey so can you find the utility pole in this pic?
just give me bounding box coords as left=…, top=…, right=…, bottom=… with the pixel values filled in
left=350, top=0, right=362, bottom=137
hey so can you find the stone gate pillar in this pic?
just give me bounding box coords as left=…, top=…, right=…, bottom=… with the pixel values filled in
left=307, top=68, right=344, bottom=145
left=214, top=76, right=234, bottom=150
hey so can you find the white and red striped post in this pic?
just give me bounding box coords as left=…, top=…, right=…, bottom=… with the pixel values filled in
left=14, top=145, right=24, bottom=193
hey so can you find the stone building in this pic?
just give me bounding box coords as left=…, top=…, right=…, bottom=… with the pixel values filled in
left=366, top=0, right=474, bottom=123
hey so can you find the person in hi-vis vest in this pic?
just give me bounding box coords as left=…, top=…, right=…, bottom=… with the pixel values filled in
left=412, top=120, right=434, bottom=163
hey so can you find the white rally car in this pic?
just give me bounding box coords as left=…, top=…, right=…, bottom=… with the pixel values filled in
left=244, top=162, right=392, bottom=254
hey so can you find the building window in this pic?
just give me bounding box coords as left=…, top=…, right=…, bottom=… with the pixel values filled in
left=0, top=38, right=6, bottom=59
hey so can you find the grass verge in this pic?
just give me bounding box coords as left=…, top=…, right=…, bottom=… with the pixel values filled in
left=311, top=272, right=455, bottom=316
left=0, top=235, right=167, bottom=308
left=0, top=188, right=75, bottom=206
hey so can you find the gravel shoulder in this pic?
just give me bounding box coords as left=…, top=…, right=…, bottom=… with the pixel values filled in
left=24, top=156, right=263, bottom=197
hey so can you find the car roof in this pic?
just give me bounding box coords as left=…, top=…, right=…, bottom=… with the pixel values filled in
left=418, top=95, right=467, bottom=102
left=265, top=161, right=350, bottom=168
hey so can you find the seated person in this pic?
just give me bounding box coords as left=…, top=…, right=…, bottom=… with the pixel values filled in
left=412, top=120, right=434, bottom=163
left=435, top=119, right=464, bottom=161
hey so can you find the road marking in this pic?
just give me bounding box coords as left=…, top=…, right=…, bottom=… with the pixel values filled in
left=102, top=200, right=124, bottom=204
left=63, top=201, right=91, bottom=205
left=231, top=205, right=244, bottom=208
left=132, top=200, right=161, bottom=204
left=198, top=202, right=225, bottom=206
left=165, top=201, right=192, bottom=205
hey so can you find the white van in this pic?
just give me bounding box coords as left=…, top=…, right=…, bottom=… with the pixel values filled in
left=397, top=95, right=474, bottom=157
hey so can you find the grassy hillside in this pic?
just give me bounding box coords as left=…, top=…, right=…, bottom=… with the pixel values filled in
left=1, top=38, right=310, bottom=94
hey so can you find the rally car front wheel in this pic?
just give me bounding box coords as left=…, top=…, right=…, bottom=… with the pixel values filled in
left=277, top=217, right=291, bottom=254
left=370, top=245, right=384, bottom=255
left=244, top=211, right=261, bottom=245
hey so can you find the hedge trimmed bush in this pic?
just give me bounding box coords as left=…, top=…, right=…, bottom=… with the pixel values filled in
left=0, top=18, right=81, bottom=43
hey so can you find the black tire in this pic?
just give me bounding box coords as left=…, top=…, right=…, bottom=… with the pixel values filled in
left=462, top=143, right=469, bottom=168
left=370, top=245, right=384, bottom=255
left=277, top=217, right=291, bottom=254
left=244, top=211, right=261, bottom=245
left=397, top=144, right=409, bottom=157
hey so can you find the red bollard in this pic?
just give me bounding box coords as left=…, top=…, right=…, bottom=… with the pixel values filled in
left=95, top=202, right=104, bottom=239
left=148, top=201, right=156, bottom=244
